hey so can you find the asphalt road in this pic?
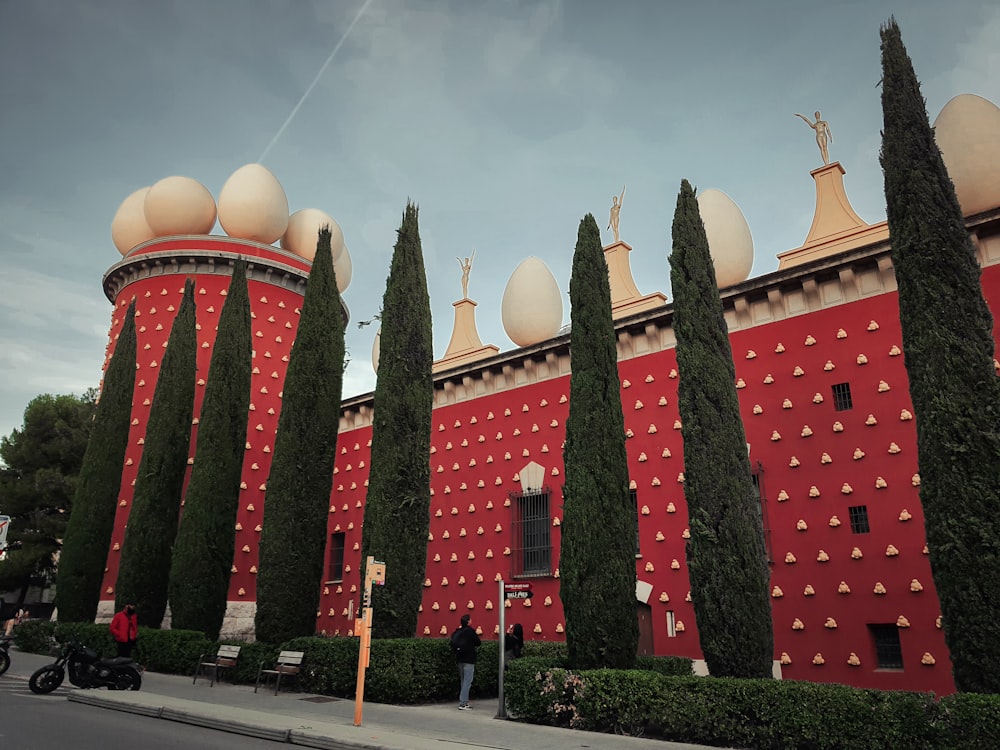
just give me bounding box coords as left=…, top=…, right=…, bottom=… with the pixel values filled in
left=0, top=677, right=286, bottom=750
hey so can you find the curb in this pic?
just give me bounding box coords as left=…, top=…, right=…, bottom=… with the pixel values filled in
left=65, top=692, right=416, bottom=750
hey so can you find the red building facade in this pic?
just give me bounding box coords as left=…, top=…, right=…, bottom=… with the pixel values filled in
left=98, top=169, right=1000, bottom=698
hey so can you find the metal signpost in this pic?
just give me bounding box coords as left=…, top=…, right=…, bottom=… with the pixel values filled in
left=495, top=580, right=533, bottom=720
left=353, top=555, right=386, bottom=727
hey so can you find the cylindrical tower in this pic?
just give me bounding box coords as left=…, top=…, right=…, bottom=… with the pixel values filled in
left=98, top=236, right=345, bottom=635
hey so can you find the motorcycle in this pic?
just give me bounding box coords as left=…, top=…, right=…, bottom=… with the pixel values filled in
left=28, top=641, right=142, bottom=694
left=0, top=636, right=11, bottom=676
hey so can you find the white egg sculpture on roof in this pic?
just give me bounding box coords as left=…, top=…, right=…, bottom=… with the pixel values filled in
left=697, top=188, right=754, bottom=288
left=334, top=246, right=353, bottom=294
left=501, top=257, right=563, bottom=348
left=934, top=94, right=1000, bottom=216
left=372, top=327, right=381, bottom=374
left=281, top=208, right=346, bottom=262
left=217, top=164, right=289, bottom=244
left=111, top=187, right=156, bottom=256
left=144, top=176, right=217, bottom=237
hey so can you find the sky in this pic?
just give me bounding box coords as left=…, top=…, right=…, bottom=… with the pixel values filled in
left=1, top=0, right=998, bottom=444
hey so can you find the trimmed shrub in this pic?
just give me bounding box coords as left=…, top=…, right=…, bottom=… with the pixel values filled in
left=12, top=619, right=56, bottom=653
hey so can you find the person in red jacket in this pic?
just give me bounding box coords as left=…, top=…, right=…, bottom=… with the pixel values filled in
left=110, top=603, right=137, bottom=658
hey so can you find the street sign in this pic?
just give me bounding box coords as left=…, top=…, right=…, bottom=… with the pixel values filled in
left=505, top=590, right=534, bottom=600
left=504, top=583, right=534, bottom=600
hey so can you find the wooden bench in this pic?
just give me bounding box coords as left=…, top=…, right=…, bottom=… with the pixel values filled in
left=193, top=644, right=241, bottom=686
left=255, top=650, right=304, bottom=695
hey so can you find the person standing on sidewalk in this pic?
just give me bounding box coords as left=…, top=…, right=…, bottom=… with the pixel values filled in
left=110, top=603, right=138, bottom=658
left=450, top=613, right=480, bottom=710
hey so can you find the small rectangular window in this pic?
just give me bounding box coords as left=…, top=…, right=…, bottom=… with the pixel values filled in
left=869, top=623, right=904, bottom=669
left=511, top=489, right=551, bottom=577
left=832, top=382, right=853, bottom=411
left=631, top=488, right=641, bottom=556
left=751, top=468, right=773, bottom=563
left=848, top=505, right=871, bottom=534
left=666, top=610, right=676, bottom=638
left=327, top=532, right=345, bottom=582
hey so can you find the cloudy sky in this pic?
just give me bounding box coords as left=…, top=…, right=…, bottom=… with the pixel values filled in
left=1, top=0, right=997, bottom=442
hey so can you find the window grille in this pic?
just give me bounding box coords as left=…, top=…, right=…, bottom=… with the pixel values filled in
left=869, top=623, right=904, bottom=669
left=631, top=488, right=640, bottom=556
left=511, top=488, right=551, bottom=577
left=752, top=466, right=774, bottom=563
left=848, top=505, right=871, bottom=534
left=832, top=382, right=853, bottom=411
left=327, top=532, right=345, bottom=582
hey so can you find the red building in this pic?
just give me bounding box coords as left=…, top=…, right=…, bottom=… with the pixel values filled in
left=96, top=95, right=1000, bottom=697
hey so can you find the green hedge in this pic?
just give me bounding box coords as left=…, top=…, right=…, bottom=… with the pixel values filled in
left=503, top=666, right=1000, bottom=749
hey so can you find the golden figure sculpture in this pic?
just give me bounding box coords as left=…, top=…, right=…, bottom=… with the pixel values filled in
left=608, top=184, right=626, bottom=243
left=795, top=111, right=833, bottom=165
left=457, top=249, right=476, bottom=299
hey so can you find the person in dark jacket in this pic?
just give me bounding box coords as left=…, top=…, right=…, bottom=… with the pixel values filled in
left=450, top=614, right=481, bottom=709
left=503, top=622, right=524, bottom=664
left=110, top=603, right=138, bottom=657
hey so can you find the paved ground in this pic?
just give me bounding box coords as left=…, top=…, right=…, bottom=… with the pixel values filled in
left=2, top=647, right=718, bottom=750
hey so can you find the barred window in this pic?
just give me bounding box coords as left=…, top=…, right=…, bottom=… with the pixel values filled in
left=511, top=488, right=551, bottom=578
left=327, top=532, right=345, bottom=582
left=848, top=505, right=871, bottom=534
left=832, top=382, right=853, bottom=411
left=752, top=466, right=773, bottom=564
left=869, top=623, right=904, bottom=669
left=631, top=488, right=640, bottom=556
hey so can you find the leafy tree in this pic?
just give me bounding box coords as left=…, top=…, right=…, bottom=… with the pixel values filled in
left=879, top=18, right=1000, bottom=693
left=256, top=229, right=346, bottom=643
left=361, top=202, right=433, bottom=639
left=560, top=213, right=637, bottom=669
left=0, top=392, right=96, bottom=600
left=116, top=281, right=197, bottom=627
left=169, top=260, right=251, bottom=639
left=669, top=179, right=773, bottom=678
left=57, top=301, right=137, bottom=622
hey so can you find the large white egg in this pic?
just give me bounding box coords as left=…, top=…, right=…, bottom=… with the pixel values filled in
left=111, top=187, right=156, bottom=256
left=281, top=208, right=345, bottom=262
left=501, top=257, right=563, bottom=347
left=934, top=94, right=1000, bottom=216
left=217, top=164, right=289, bottom=244
left=143, top=176, right=217, bottom=236
left=372, top=327, right=381, bottom=374
left=697, top=189, right=754, bottom=288
left=334, top=246, right=352, bottom=294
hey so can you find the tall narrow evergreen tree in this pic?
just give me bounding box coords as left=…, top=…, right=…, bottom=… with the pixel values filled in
left=256, top=229, right=345, bottom=643
left=57, top=301, right=137, bottom=622
left=669, top=180, right=773, bottom=678
left=169, top=260, right=251, bottom=639
left=879, top=18, right=1000, bottom=694
left=116, top=280, right=197, bottom=627
left=560, top=213, right=637, bottom=669
left=361, top=201, right=433, bottom=639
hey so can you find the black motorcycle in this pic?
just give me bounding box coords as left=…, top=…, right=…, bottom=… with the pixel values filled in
left=29, top=641, right=142, bottom=694
left=0, top=636, right=11, bottom=676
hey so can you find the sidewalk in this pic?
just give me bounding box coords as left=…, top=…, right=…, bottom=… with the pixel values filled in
left=3, top=648, right=716, bottom=750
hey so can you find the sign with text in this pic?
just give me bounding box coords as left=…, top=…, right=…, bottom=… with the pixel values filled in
left=504, top=582, right=534, bottom=599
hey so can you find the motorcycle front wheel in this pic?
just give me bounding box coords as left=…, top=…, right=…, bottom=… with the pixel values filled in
left=0, top=650, right=10, bottom=676
left=113, top=666, right=142, bottom=691
left=29, top=665, right=65, bottom=694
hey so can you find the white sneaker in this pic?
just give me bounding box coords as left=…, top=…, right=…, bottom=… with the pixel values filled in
left=458, top=703, right=472, bottom=710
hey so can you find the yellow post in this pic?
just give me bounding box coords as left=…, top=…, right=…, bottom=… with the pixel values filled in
left=353, top=556, right=386, bottom=727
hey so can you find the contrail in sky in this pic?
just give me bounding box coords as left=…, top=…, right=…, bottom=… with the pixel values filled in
left=258, top=0, right=374, bottom=163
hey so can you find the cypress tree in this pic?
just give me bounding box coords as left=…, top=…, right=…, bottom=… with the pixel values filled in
left=560, top=213, right=637, bottom=669
left=116, top=280, right=197, bottom=627
left=361, top=201, right=433, bottom=639
left=879, top=18, right=1000, bottom=693
left=669, top=180, right=773, bottom=678
left=57, top=301, right=137, bottom=622
left=169, top=260, right=251, bottom=640
left=256, top=229, right=345, bottom=643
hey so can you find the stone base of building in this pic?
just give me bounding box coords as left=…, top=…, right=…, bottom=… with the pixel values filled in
left=93, top=600, right=257, bottom=641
